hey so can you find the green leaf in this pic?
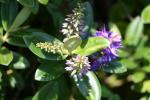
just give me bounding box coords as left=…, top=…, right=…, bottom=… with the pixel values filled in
left=141, top=4, right=150, bottom=24
left=30, top=0, right=39, bottom=14
left=73, top=37, right=110, bottom=56
left=0, top=35, right=3, bottom=46
left=6, top=36, right=26, bottom=47
left=0, top=47, right=13, bottom=66
left=6, top=31, right=33, bottom=47
left=9, top=76, right=16, bottom=88
left=23, top=32, right=66, bottom=60
left=134, top=47, right=150, bottom=59
left=102, top=86, right=121, bottom=100
left=1, top=0, right=18, bottom=31
left=0, top=0, right=6, bottom=3
left=109, top=23, right=121, bottom=35
left=74, top=71, right=101, bottom=100
left=142, top=66, right=150, bottom=73
left=130, top=72, right=145, bottom=83
left=38, top=0, right=49, bottom=5
left=32, top=77, right=69, bottom=100
left=9, top=7, right=31, bottom=31
left=17, top=0, right=39, bottom=14
left=46, top=3, right=64, bottom=27
left=35, top=61, right=64, bottom=81
left=63, top=35, right=82, bottom=52
left=101, top=61, right=127, bottom=73
left=83, top=2, right=93, bottom=33
left=10, top=52, right=29, bottom=69
left=17, top=0, right=35, bottom=7
left=120, top=58, right=137, bottom=69
left=141, top=80, right=150, bottom=93
left=125, top=16, right=143, bottom=46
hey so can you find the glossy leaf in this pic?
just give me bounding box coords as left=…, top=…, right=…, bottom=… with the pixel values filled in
left=32, top=77, right=69, bottom=100
left=74, top=71, right=101, bottom=100
left=38, top=0, right=49, bottom=5
left=46, top=3, right=64, bottom=27
left=101, top=61, right=127, bottom=73
left=125, top=16, right=143, bottom=46
left=1, top=0, right=18, bottom=31
left=141, top=4, right=150, bottom=24
left=17, top=0, right=39, bottom=14
left=7, top=36, right=26, bottom=47
left=83, top=2, right=93, bottom=27
left=9, top=7, right=31, bottom=31
left=23, top=32, right=66, bottom=60
left=35, top=61, right=64, bottom=81
left=10, top=52, right=29, bottom=69
left=17, top=0, right=35, bottom=7
left=63, top=35, right=82, bottom=52
left=73, top=37, right=110, bottom=56
left=0, top=47, right=13, bottom=66
left=82, top=2, right=93, bottom=36
left=6, top=31, right=33, bottom=47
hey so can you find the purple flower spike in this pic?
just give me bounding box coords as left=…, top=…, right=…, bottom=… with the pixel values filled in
left=65, top=55, right=91, bottom=77
left=91, top=27, right=122, bottom=70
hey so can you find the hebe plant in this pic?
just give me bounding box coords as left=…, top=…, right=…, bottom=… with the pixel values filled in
left=0, top=0, right=127, bottom=100
left=0, top=0, right=150, bottom=100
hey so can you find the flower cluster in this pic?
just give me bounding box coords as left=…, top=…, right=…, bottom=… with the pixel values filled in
left=65, top=55, right=90, bottom=77
left=61, top=4, right=85, bottom=37
left=36, top=42, right=63, bottom=54
left=91, top=27, right=122, bottom=70
left=36, top=3, right=122, bottom=77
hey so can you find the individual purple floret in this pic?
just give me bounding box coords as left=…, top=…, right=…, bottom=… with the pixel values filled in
left=65, top=55, right=91, bottom=77
left=91, top=27, right=122, bottom=70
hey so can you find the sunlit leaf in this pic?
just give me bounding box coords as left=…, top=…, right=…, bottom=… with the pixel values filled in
left=0, top=47, right=13, bottom=66
left=130, top=72, right=145, bottom=83
left=141, top=4, right=150, bottom=24
left=10, top=52, right=29, bottom=69
left=141, top=80, right=150, bottom=93
left=63, top=35, right=82, bottom=52
left=73, top=71, right=101, bottom=100
left=73, top=37, right=110, bottom=56
left=125, top=16, right=143, bottom=46
left=109, top=23, right=121, bottom=35
left=38, top=0, right=49, bottom=5
left=17, top=0, right=34, bottom=7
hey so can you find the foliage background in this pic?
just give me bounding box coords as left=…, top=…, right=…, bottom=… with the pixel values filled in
left=0, top=0, right=150, bottom=100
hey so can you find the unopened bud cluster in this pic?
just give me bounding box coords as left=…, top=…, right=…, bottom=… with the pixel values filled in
left=36, top=42, right=63, bottom=54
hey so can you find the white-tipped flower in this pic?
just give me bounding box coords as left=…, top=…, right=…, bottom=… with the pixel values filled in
left=61, top=4, right=85, bottom=37
left=65, top=55, right=91, bottom=77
